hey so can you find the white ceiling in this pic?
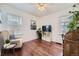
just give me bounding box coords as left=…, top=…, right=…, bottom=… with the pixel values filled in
left=6, top=3, right=73, bottom=17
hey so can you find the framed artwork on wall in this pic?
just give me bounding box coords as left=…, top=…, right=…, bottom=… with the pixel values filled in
left=30, top=20, right=37, bottom=30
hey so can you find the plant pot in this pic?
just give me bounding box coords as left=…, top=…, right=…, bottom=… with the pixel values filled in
left=5, top=43, right=10, bottom=46
left=4, top=43, right=10, bottom=48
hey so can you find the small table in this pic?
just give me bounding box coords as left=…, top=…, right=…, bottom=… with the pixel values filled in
left=1, top=44, right=16, bottom=56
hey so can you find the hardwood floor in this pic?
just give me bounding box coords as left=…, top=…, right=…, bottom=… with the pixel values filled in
left=15, top=39, right=63, bottom=56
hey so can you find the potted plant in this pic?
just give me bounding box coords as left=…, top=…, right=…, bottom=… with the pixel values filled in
left=67, top=5, right=79, bottom=31
left=67, top=20, right=76, bottom=31
left=4, top=39, right=11, bottom=48
left=5, top=39, right=10, bottom=45
left=36, top=28, right=42, bottom=40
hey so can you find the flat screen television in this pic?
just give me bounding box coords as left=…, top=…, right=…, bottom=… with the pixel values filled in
left=42, top=25, right=52, bottom=32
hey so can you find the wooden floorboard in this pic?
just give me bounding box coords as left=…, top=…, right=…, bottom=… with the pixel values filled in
left=15, top=39, right=63, bottom=56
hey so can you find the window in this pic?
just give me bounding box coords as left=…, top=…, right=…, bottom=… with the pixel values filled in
left=6, top=14, right=22, bottom=26
left=0, top=12, right=22, bottom=26
left=60, top=15, right=72, bottom=34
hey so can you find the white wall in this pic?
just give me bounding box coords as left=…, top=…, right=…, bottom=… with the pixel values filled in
left=0, top=4, right=39, bottom=42
left=39, top=8, right=72, bottom=44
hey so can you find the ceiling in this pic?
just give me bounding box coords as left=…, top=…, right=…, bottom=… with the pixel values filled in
left=6, top=3, right=73, bottom=17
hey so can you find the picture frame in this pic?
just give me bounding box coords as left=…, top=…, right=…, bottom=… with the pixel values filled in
left=30, top=20, right=37, bottom=30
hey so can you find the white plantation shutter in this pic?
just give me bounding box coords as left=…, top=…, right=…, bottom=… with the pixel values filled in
left=6, top=14, right=22, bottom=26
left=60, top=15, right=72, bottom=34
